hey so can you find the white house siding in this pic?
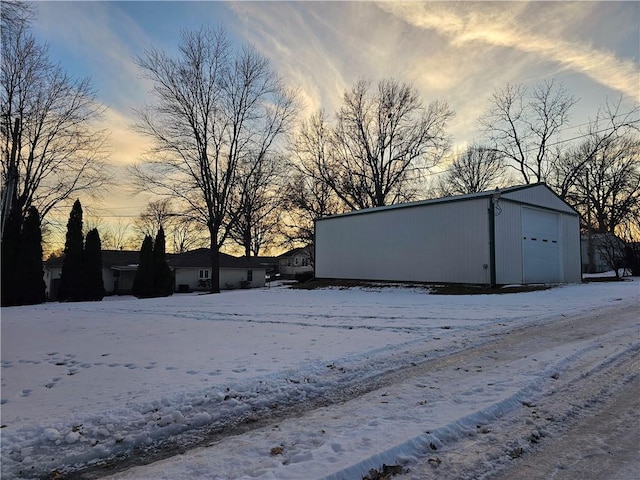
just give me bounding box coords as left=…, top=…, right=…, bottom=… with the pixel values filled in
left=43, top=266, right=62, bottom=300
left=174, top=268, right=201, bottom=291
left=174, top=267, right=266, bottom=291
left=102, top=268, right=115, bottom=293
left=315, top=198, right=491, bottom=284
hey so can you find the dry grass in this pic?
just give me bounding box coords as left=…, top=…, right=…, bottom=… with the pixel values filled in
left=289, top=279, right=553, bottom=294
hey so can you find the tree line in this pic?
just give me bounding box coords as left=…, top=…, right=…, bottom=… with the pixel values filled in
left=2, top=2, right=639, bottom=296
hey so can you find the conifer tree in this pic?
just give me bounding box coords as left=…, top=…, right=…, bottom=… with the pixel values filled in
left=83, top=228, right=105, bottom=301
left=58, top=200, right=84, bottom=302
left=20, top=206, right=46, bottom=305
left=1, top=206, right=23, bottom=306
left=153, top=227, right=174, bottom=297
left=133, top=235, right=154, bottom=298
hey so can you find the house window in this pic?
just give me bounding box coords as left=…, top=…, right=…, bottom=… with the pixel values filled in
left=199, top=269, right=210, bottom=279
left=295, top=257, right=299, bottom=266
left=247, top=270, right=253, bottom=281
left=302, top=257, right=308, bottom=267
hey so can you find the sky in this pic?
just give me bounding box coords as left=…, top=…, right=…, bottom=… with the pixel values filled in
left=27, top=1, right=640, bottom=245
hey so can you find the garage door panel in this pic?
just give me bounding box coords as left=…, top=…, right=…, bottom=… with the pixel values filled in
left=522, top=208, right=560, bottom=283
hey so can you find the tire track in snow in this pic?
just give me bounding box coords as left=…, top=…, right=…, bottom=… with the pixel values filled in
left=74, top=302, right=639, bottom=479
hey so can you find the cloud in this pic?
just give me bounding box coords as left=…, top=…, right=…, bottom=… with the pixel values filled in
left=379, top=1, right=639, bottom=102
left=100, top=108, right=152, bottom=167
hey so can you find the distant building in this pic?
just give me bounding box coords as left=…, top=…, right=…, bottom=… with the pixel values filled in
left=278, top=247, right=313, bottom=279
left=43, top=248, right=267, bottom=299
left=580, top=233, right=626, bottom=274
left=44, top=250, right=140, bottom=300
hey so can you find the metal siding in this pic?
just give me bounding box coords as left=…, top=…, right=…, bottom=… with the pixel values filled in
left=494, top=202, right=524, bottom=284
left=315, top=198, right=490, bottom=283
left=522, top=208, right=561, bottom=283
left=502, top=184, right=576, bottom=214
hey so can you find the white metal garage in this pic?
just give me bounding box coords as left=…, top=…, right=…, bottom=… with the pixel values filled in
left=315, top=183, right=581, bottom=285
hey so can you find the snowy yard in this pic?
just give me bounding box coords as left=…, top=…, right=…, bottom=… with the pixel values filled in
left=1, top=280, right=639, bottom=479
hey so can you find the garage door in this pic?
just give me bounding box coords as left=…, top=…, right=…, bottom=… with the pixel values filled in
left=522, top=208, right=560, bottom=283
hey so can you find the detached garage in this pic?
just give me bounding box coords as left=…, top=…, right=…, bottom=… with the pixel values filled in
left=315, top=183, right=581, bottom=286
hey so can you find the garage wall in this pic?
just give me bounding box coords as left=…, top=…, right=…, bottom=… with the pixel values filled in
left=494, top=201, right=524, bottom=284
left=315, top=198, right=491, bottom=284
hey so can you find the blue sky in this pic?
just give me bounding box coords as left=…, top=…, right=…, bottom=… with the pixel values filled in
left=29, top=1, right=640, bottom=226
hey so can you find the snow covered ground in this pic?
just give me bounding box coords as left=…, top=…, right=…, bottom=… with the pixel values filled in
left=1, top=279, right=638, bottom=479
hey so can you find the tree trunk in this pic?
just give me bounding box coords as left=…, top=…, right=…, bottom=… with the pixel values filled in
left=209, top=225, right=221, bottom=294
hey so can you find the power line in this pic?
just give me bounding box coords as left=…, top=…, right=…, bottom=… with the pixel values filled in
left=411, top=117, right=640, bottom=178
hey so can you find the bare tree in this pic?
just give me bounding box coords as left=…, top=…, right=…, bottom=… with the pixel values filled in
left=101, top=218, right=136, bottom=251
left=435, top=144, right=506, bottom=196
left=131, top=26, right=298, bottom=292
left=571, top=132, right=639, bottom=234
left=1, top=15, right=109, bottom=231
left=325, top=78, right=454, bottom=209
left=133, top=198, right=175, bottom=238
left=1, top=0, right=34, bottom=38
left=619, top=213, right=640, bottom=276
left=228, top=153, right=285, bottom=257
left=593, top=233, right=627, bottom=278
left=480, top=80, right=577, bottom=184
left=171, top=216, right=208, bottom=254
left=548, top=98, right=640, bottom=203
left=133, top=199, right=208, bottom=253
left=285, top=110, right=344, bottom=250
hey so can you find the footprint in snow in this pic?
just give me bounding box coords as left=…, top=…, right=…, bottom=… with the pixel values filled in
left=21, top=389, right=31, bottom=397
left=186, top=370, right=199, bottom=375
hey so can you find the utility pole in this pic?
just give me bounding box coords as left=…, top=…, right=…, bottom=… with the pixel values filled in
left=586, top=171, right=594, bottom=274
left=1, top=118, right=20, bottom=239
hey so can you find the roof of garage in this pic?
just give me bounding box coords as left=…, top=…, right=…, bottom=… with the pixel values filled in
left=316, top=183, right=578, bottom=221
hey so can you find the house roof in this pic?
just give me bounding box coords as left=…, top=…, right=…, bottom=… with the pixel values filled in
left=45, top=248, right=266, bottom=270
left=167, top=248, right=264, bottom=269
left=45, top=250, right=140, bottom=268
left=278, top=247, right=311, bottom=258
left=315, top=183, right=577, bottom=221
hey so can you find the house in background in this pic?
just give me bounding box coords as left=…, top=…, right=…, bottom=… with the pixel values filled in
left=315, top=183, right=581, bottom=286
left=44, top=248, right=267, bottom=299
left=254, top=256, right=280, bottom=281
left=168, top=248, right=266, bottom=291
left=580, top=233, right=626, bottom=274
left=278, top=247, right=313, bottom=279
left=44, top=250, right=140, bottom=300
